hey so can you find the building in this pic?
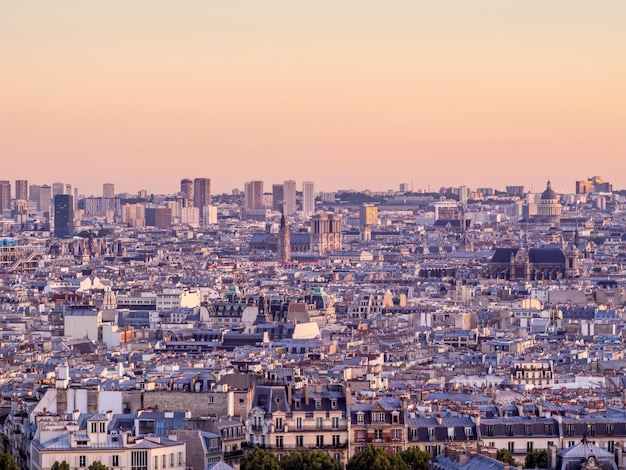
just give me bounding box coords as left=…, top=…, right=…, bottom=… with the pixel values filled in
left=0, top=180, right=11, bottom=212
left=359, top=204, right=378, bottom=227
left=576, top=176, right=612, bottom=194
left=122, top=203, right=146, bottom=227
left=63, top=308, right=102, bottom=341
left=310, top=213, right=342, bottom=255
left=244, top=181, right=264, bottom=211
left=193, top=178, right=211, bottom=217
left=145, top=207, right=173, bottom=229
left=15, top=179, right=28, bottom=201
left=54, top=194, right=74, bottom=238
left=277, top=213, right=291, bottom=262
left=350, top=396, right=407, bottom=456
left=39, top=184, right=52, bottom=214
left=535, top=180, right=562, bottom=226
left=283, top=180, right=297, bottom=216
left=180, top=178, right=194, bottom=206
left=302, top=181, right=315, bottom=217
left=52, top=182, right=65, bottom=197
left=103, top=182, right=115, bottom=198
left=486, top=247, right=578, bottom=281
left=272, top=184, right=284, bottom=211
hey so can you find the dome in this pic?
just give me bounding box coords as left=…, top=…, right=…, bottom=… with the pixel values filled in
left=541, top=180, right=558, bottom=200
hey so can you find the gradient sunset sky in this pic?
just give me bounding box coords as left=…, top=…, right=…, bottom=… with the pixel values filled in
left=1, top=1, right=625, bottom=196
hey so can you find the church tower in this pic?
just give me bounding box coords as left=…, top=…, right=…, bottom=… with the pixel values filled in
left=277, top=210, right=291, bottom=262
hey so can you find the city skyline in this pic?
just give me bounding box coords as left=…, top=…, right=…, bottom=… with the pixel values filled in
left=2, top=2, right=625, bottom=195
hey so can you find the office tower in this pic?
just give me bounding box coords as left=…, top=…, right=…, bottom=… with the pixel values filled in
left=103, top=183, right=115, bottom=199
left=272, top=184, right=284, bottom=211
left=180, top=178, right=194, bottom=206
left=65, top=184, right=72, bottom=195
left=122, top=203, right=146, bottom=228
left=52, top=182, right=65, bottom=197
left=311, top=213, right=342, bottom=255
left=29, top=185, right=41, bottom=209
left=283, top=179, right=297, bottom=216
left=359, top=203, right=378, bottom=227
left=244, top=180, right=264, bottom=211
left=193, top=178, right=211, bottom=209
left=145, top=207, right=172, bottom=229
left=15, top=180, right=28, bottom=201
left=0, top=181, right=11, bottom=212
left=74, top=188, right=79, bottom=210
left=39, top=185, right=52, bottom=214
left=302, top=181, right=315, bottom=217
left=54, top=194, right=74, bottom=239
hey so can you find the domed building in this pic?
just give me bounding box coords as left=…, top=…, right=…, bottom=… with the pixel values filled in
left=536, top=180, right=562, bottom=226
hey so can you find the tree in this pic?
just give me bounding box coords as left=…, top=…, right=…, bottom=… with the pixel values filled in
left=240, top=447, right=281, bottom=470
left=88, top=462, right=109, bottom=470
left=525, top=449, right=549, bottom=469
left=496, top=449, right=517, bottom=466
left=400, top=447, right=431, bottom=470
left=51, top=462, right=70, bottom=470
left=347, top=445, right=410, bottom=470
left=0, top=452, right=19, bottom=470
left=280, top=450, right=341, bottom=470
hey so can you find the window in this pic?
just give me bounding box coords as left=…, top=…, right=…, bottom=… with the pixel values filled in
left=393, top=429, right=401, bottom=440
left=525, top=425, right=533, bottom=436
left=209, top=396, right=214, bottom=404
left=374, top=412, right=385, bottom=423
left=170, top=454, right=174, bottom=467
left=527, top=441, right=533, bottom=452
left=506, top=425, right=513, bottom=436
left=545, top=424, right=553, bottom=435
left=296, top=435, right=304, bottom=447
left=332, top=435, right=341, bottom=446
left=392, top=413, right=399, bottom=424
left=465, top=427, right=473, bottom=438
left=162, top=455, right=167, bottom=468
left=486, top=425, right=494, bottom=436
left=331, top=400, right=337, bottom=409
left=100, top=422, right=106, bottom=433
left=608, top=441, right=615, bottom=453
left=508, top=442, right=515, bottom=453
left=275, top=418, right=283, bottom=431
left=428, top=428, right=435, bottom=438
left=79, top=456, right=86, bottom=467
left=316, top=417, right=323, bottom=430
left=587, top=424, right=595, bottom=436
left=154, top=456, right=158, bottom=470
left=334, top=453, right=341, bottom=461
left=315, top=400, right=321, bottom=409
left=178, top=452, right=182, bottom=465
left=276, top=436, right=283, bottom=449
left=112, top=456, right=119, bottom=467
left=607, top=424, right=614, bottom=436
left=316, top=435, right=324, bottom=447
left=567, top=424, right=574, bottom=436
left=374, top=429, right=383, bottom=441
left=332, top=417, right=339, bottom=429
left=91, top=423, right=97, bottom=433
left=357, top=413, right=364, bottom=424
left=296, top=417, right=303, bottom=430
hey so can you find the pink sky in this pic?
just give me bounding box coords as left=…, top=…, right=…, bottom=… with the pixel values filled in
left=1, top=1, right=625, bottom=196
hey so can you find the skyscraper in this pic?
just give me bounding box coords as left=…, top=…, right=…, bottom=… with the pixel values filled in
left=52, top=182, right=65, bottom=197
left=180, top=178, right=194, bottom=206
left=272, top=184, right=284, bottom=211
left=193, top=178, right=211, bottom=209
left=302, top=181, right=315, bottom=217
left=283, top=179, right=297, bottom=216
left=54, top=194, right=74, bottom=239
left=39, top=185, right=52, bottom=214
left=244, top=180, right=264, bottom=211
left=0, top=181, right=11, bottom=212
left=103, top=183, right=115, bottom=198
left=15, top=180, right=28, bottom=201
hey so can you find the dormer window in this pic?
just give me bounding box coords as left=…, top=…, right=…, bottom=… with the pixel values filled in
left=315, top=400, right=321, bottom=409
left=331, top=400, right=337, bottom=409
left=295, top=400, right=301, bottom=409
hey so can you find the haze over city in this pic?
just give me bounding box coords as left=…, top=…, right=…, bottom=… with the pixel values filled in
left=2, top=1, right=625, bottom=195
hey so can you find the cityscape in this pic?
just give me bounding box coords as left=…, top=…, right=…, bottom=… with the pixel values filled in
left=1, top=175, right=626, bottom=470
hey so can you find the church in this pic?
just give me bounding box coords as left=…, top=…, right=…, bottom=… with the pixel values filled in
left=486, top=246, right=579, bottom=281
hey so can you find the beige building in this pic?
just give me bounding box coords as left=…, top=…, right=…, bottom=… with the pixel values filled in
left=310, top=212, right=342, bottom=255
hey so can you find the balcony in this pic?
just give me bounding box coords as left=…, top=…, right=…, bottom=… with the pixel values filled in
left=251, top=425, right=264, bottom=432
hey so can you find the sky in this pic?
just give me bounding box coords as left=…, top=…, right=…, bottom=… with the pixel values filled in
left=1, top=1, right=625, bottom=197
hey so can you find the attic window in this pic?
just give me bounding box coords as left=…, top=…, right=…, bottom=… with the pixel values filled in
left=331, top=400, right=337, bottom=409
left=295, top=400, right=301, bottom=409
left=315, top=400, right=321, bottom=409
left=275, top=397, right=281, bottom=404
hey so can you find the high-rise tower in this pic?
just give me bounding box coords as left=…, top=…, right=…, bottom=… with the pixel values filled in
left=302, top=181, right=315, bottom=217
left=0, top=181, right=11, bottom=212
left=15, top=180, right=28, bottom=201
left=54, top=194, right=74, bottom=239
left=180, top=178, right=194, bottom=207
left=283, top=179, right=297, bottom=216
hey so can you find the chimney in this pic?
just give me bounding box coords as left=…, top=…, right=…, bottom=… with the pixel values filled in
left=72, top=409, right=80, bottom=421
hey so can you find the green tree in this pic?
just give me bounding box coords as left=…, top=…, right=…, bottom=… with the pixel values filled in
left=88, top=462, right=109, bottom=470
left=390, top=453, right=410, bottom=470
left=51, top=462, right=71, bottom=470
left=525, top=449, right=549, bottom=469
left=0, top=452, right=19, bottom=470
left=400, top=447, right=431, bottom=470
left=347, top=446, right=397, bottom=470
left=280, top=450, right=341, bottom=470
left=496, top=449, right=517, bottom=466
left=240, top=447, right=281, bottom=470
